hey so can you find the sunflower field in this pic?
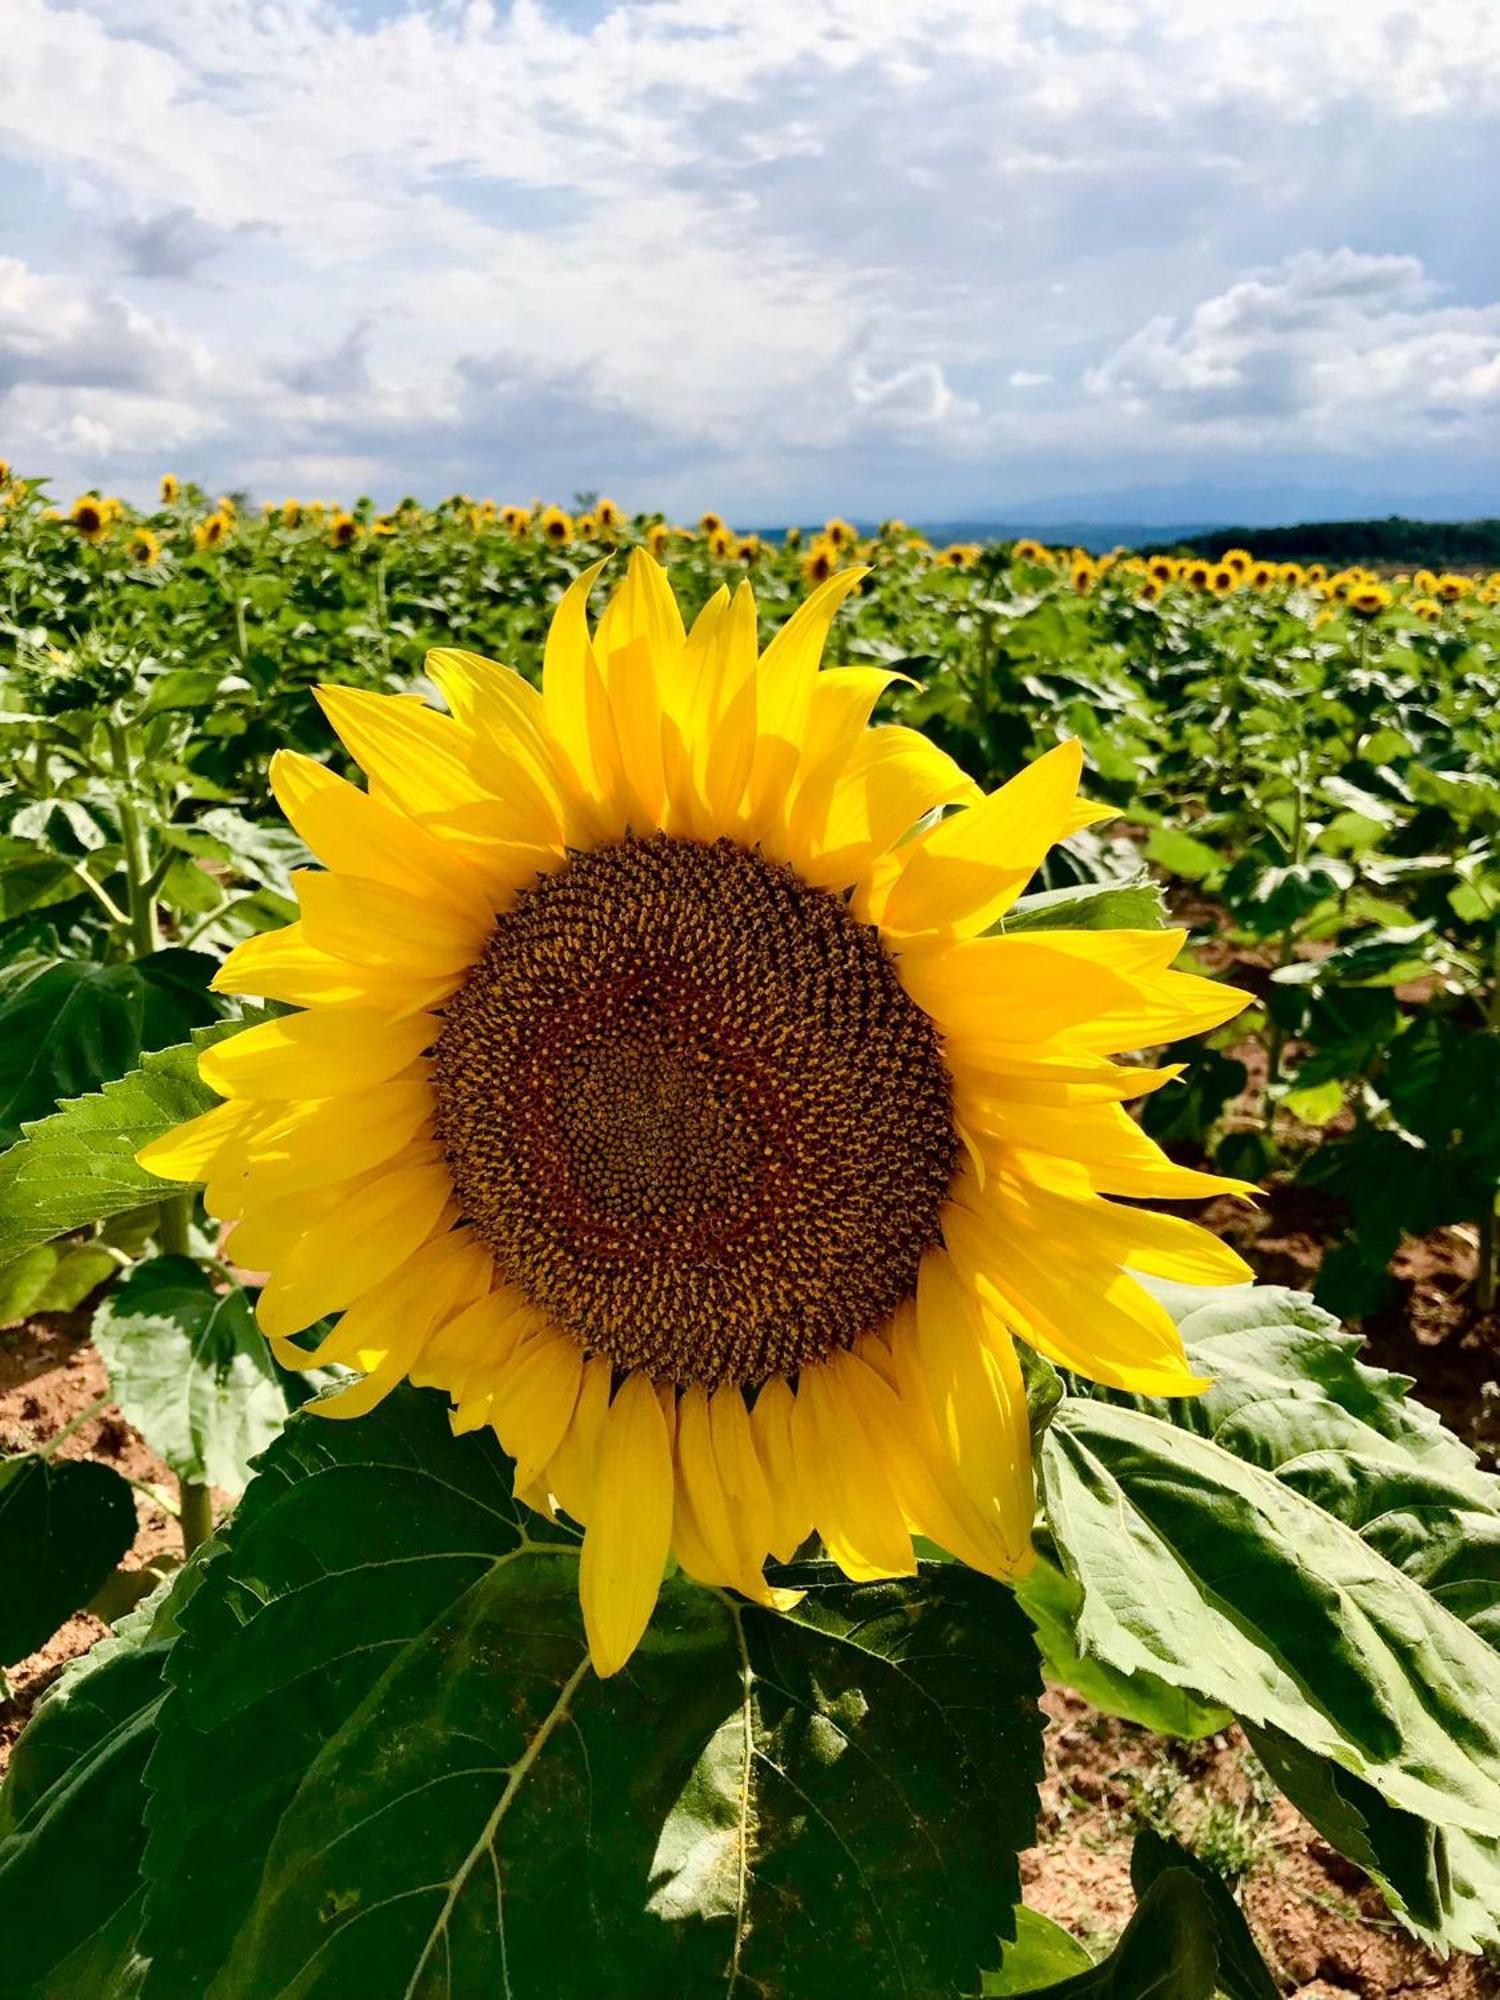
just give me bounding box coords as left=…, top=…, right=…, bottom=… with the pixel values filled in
left=2, top=468, right=1500, bottom=1997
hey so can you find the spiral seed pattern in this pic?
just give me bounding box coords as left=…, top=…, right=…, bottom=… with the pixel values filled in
left=431, top=834, right=958, bottom=1387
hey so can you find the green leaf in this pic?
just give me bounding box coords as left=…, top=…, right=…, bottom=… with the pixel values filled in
left=0, top=1028, right=231, bottom=1265
left=0, top=1568, right=197, bottom=1998
left=1128, top=1829, right=1278, bottom=2000
left=1043, top=1394, right=1500, bottom=1838
left=1145, top=825, right=1222, bottom=882
left=1015, top=1550, right=1231, bottom=1740
left=0, top=838, right=81, bottom=923
left=0, top=1452, right=137, bottom=1665
left=991, top=1869, right=1219, bottom=1997
left=92, top=1258, right=287, bottom=1493
left=1041, top=1284, right=1500, bottom=1948
left=983, top=1909, right=1095, bottom=1991
left=0, top=1237, right=117, bottom=1323
left=143, top=1386, right=1045, bottom=2000
left=1003, top=874, right=1166, bottom=934
left=0, top=952, right=220, bottom=1149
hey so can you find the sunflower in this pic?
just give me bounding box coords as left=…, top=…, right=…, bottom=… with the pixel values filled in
left=1277, top=562, right=1305, bottom=586
left=698, top=511, right=725, bottom=537
left=1146, top=556, right=1176, bottom=585
left=0, top=458, right=10, bottom=486
left=823, top=517, right=857, bottom=551
left=596, top=498, right=621, bottom=531
left=540, top=505, right=573, bottom=547
left=708, top=527, right=734, bottom=559
left=281, top=500, right=303, bottom=528
left=801, top=540, right=838, bottom=585
left=1435, top=573, right=1470, bottom=603
left=783, top=525, right=803, bottom=551
left=69, top=495, right=108, bottom=541
left=1138, top=577, right=1163, bottom=604
left=1209, top=564, right=1236, bottom=595
left=937, top=542, right=979, bottom=570
left=502, top=505, right=532, bottom=536
left=193, top=511, right=232, bottom=552
left=1011, top=538, right=1048, bottom=565
left=1070, top=558, right=1096, bottom=594
left=160, top=474, right=180, bottom=505
left=127, top=527, right=162, bottom=567
left=1249, top=562, right=1276, bottom=590
left=576, top=512, right=600, bottom=541
left=646, top=522, right=671, bottom=559
left=141, top=555, right=1249, bottom=1675
left=1348, top=583, right=1391, bottom=618
left=735, top=534, right=761, bottom=564
left=1184, top=560, right=1212, bottom=590
left=329, top=512, right=361, bottom=550
left=1411, top=597, right=1441, bottom=623
left=1220, top=547, right=1252, bottom=577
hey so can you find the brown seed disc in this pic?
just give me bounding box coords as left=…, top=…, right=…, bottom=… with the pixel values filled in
left=430, top=834, right=958, bottom=1388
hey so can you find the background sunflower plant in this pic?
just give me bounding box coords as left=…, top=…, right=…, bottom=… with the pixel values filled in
left=1, top=507, right=1499, bottom=1996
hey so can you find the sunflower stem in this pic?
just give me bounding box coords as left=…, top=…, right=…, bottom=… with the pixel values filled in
left=178, top=1479, right=215, bottom=1556
left=158, top=1192, right=194, bottom=1259
left=108, top=719, right=158, bottom=956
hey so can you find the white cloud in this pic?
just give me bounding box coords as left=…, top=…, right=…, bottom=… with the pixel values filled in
left=1, top=0, right=1499, bottom=513
left=1086, top=248, right=1500, bottom=446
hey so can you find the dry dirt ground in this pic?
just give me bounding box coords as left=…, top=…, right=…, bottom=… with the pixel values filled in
left=4, top=1301, right=1498, bottom=1995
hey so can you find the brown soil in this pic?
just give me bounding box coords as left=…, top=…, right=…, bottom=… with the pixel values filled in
left=1026, top=1689, right=1500, bottom=1995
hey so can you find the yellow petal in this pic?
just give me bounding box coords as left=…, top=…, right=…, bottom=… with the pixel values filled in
left=943, top=1194, right=1207, bottom=1396
left=208, top=1078, right=434, bottom=1216
left=309, top=1227, right=492, bottom=1375
left=540, top=558, right=612, bottom=798
left=547, top=1356, right=614, bottom=1524
left=294, top=871, right=488, bottom=977
left=489, top=1331, right=584, bottom=1488
left=198, top=1007, right=436, bottom=1101
left=676, top=1384, right=773, bottom=1602
left=790, top=1360, right=914, bottom=1581
left=743, top=568, right=866, bottom=835
left=749, top=1375, right=813, bottom=1563
left=254, top=1154, right=457, bottom=1339
left=871, top=739, right=1084, bottom=938
left=210, top=924, right=452, bottom=1016
left=269, top=751, right=497, bottom=925
left=581, top=1372, right=674, bottom=1676
left=410, top=1286, right=540, bottom=1403
left=986, top=1102, right=1256, bottom=1201
left=800, top=726, right=979, bottom=892
left=315, top=685, right=490, bottom=819
left=136, top=1097, right=262, bottom=1183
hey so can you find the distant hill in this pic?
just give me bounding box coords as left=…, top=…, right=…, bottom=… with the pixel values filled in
left=1140, top=516, right=1500, bottom=568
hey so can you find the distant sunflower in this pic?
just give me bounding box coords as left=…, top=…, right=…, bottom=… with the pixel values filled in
left=576, top=512, right=600, bottom=540
left=735, top=534, right=760, bottom=564
left=143, top=555, right=1249, bottom=1675
left=1220, top=547, right=1251, bottom=577
left=698, top=511, right=725, bottom=537
left=540, top=505, right=573, bottom=547
left=801, top=541, right=838, bottom=584
left=69, top=496, right=108, bottom=542
left=646, top=522, right=671, bottom=559
left=1138, top=578, right=1163, bottom=604
left=1435, top=573, right=1470, bottom=604
left=160, top=474, right=180, bottom=505
left=823, top=517, right=857, bottom=551
left=1411, top=597, right=1441, bottom=623
left=281, top=500, right=302, bottom=528
left=1011, top=538, right=1048, bottom=565
left=1249, top=563, right=1276, bottom=590
left=1184, top=560, right=1212, bottom=590
left=329, top=512, right=361, bottom=550
left=1209, top=565, right=1236, bottom=595
left=1070, top=559, right=1096, bottom=594
left=194, top=511, right=232, bottom=552
left=1146, top=556, right=1176, bottom=585
left=596, top=498, right=621, bottom=531
left=937, top=543, right=979, bottom=570
left=502, top=505, right=532, bottom=536
left=709, top=527, right=734, bottom=559
left=127, top=528, right=162, bottom=567
left=1349, top=583, right=1391, bottom=618
left=783, top=525, right=803, bottom=551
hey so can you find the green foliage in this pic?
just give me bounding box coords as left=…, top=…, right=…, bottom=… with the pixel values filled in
left=0, top=1451, right=137, bottom=1667
left=92, top=1257, right=288, bottom=1494
left=0, top=1028, right=230, bottom=1265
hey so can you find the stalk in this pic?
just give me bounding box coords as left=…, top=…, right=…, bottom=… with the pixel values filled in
left=107, top=720, right=158, bottom=956
left=178, top=1481, right=215, bottom=1556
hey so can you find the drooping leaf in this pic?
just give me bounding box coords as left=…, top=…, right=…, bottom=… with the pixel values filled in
left=0, top=1237, right=117, bottom=1324
left=0, top=1452, right=137, bottom=1665
left=93, top=1258, right=287, bottom=1494
left=982, top=1909, right=1094, bottom=1991
left=143, top=1386, right=1045, bottom=2000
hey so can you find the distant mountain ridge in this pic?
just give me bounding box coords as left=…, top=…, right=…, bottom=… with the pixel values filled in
left=761, top=515, right=1500, bottom=563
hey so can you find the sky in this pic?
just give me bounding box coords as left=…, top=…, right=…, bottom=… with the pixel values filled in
left=2, top=0, right=1499, bottom=526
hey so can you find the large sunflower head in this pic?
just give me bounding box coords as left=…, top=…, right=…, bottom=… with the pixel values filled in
left=142, top=554, right=1250, bottom=1675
